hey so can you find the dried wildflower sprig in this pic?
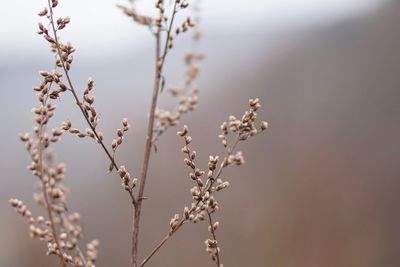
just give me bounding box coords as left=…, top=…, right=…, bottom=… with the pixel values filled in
left=153, top=89, right=199, bottom=143
left=152, top=0, right=204, bottom=144
left=116, top=4, right=154, bottom=28
left=13, top=54, right=98, bottom=266
left=38, top=0, right=136, bottom=203
left=141, top=98, right=268, bottom=266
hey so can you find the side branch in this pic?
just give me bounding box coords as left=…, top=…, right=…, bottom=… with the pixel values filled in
left=46, top=0, right=136, bottom=205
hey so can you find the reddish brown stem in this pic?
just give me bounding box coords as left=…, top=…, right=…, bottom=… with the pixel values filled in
left=132, top=2, right=179, bottom=266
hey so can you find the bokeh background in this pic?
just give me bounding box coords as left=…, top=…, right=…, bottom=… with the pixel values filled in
left=1, top=0, right=400, bottom=266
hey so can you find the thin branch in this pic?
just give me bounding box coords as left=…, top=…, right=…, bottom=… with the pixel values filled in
left=46, top=0, right=136, bottom=206
left=37, top=86, right=67, bottom=267
left=140, top=218, right=187, bottom=267
left=132, top=2, right=179, bottom=266
left=206, top=211, right=221, bottom=266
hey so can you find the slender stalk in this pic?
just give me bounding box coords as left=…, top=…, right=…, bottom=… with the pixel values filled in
left=37, top=91, right=67, bottom=267
left=40, top=180, right=67, bottom=267
left=206, top=211, right=221, bottom=266
left=132, top=23, right=161, bottom=267
left=140, top=219, right=186, bottom=267
left=46, top=0, right=136, bottom=205
left=132, top=2, right=179, bottom=266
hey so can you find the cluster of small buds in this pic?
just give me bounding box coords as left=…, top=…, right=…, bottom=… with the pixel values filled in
left=220, top=98, right=268, bottom=149
left=30, top=223, right=49, bottom=240
left=86, top=239, right=100, bottom=266
left=112, top=118, right=130, bottom=151
left=178, top=89, right=198, bottom=113
left=19, top=133, right=33, bottom=151
left=10, top=199, right=34, bottom=224
left=118, top=165, right=137, bottom=190
left=61, top=119, right=104, bottom=143
left=36, top=70, right=67, bottom=100
left=167, top=15, right=195, bottom=49
left=208, top=221, right=219, bottom=233
left=38, top=7, right=48, bottom=17
left=153, top=89, right=198, bottom=141
left=31, top=73, right=66, bottom=142
left=169, top=214, right=180, bottom=233
left=117, top=4, right=153, bottom=26
left=261, top=120, right=269, bottom=131
left=56, top=17, right=70, bottom=30
left=214, top=180, right=230, bottom=192
left=207, top=155, right=219, bottom=180
left=185, top=60, right=200, bottom=85
left=56, top=42, right=75, bottom=71
left=47, top=243, right=73, bottom=262
left=66, top=125, right=87, bottom=139
left=176, top=0, right=190, bottom=10
left=58, top=230, right=79, bottom=251
left=219, top=122, right=229, bottom=148
left=192, top=210, right=206, bottom=223
left=51, top=0, right=58, bottom=8
left=178, top=126, right=206, bottom=189
left=9, top=198, right=80, bottom=265
left=225, top=151, right=245, bottom=167
left=37, top=4, right=76, bottom=70
left=81, top=79, right=100, bottom=128
left=205, top=195, right=219, bottom=214
left=50, top=127, right=64, bottom=143
left=190, top=186, right=202, bottom=201
left=175, top=16, right=195, bottom=35
left=241, top=98, right=264, bottom=140
left=205, top=238, right=220, bottom=262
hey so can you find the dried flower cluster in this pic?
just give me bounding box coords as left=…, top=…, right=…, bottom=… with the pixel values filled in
left=167, top=98, right=267, bottom=266
left=13, top=15, right=99, bottom=263
left=12, top=0, right=269, bottom=266
left=39, top=0, right=137, bottom=200
left=140, top=99, right=268, bottom=267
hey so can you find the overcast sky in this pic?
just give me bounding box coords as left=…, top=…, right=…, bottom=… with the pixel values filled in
left=0, top=0, right=385, bottom=55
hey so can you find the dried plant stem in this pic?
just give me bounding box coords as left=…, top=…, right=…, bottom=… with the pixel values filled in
left=46, top=0, right=136, bottom=205
left=41, top=181, right=67, bottom=267
left=132, top=3, right=178, bottom=266
left=140, top=136, right=240, bottom=266
left=206, top=211, right=220, bottom=266
left=38, top=93, right=67, bottom=267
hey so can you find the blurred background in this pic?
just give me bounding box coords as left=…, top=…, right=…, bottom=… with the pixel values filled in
left=1, top=0, right=400, bottom=266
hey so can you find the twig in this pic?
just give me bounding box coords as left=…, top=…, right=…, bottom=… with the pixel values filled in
left=46, top=0, right=136, bottom=206
left=37, top=84, right=67, bottom=267
left=132, top=2, right=179, bottom=266
left=206, top=211, right=220, bottom=266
